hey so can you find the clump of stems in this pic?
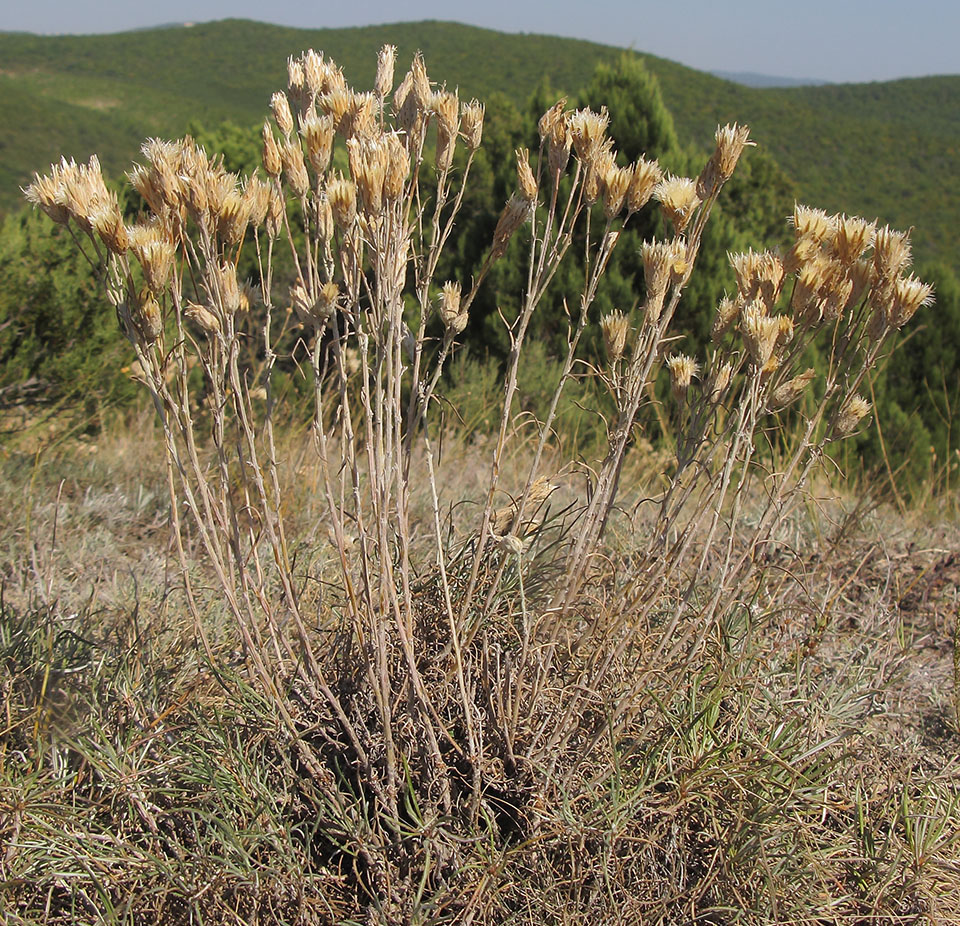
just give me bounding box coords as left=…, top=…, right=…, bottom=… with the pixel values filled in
left=23, top=47, right=933, bottom=914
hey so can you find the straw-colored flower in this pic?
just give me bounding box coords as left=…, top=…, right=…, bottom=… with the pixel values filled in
left=270, top=92, right=294, bottom=137
left=655, top=175, right=700, bottom=233
left=23, top=168, right=70, bottom=225
left=741, top=303, right=781, bottom=368
left=184, top=301, right=221, bottom=336
left=627, top=156, right=662, bottom=214
left=569, top=107, right=609, bottom=164
left=711, top=296, right=739, bottom=344
left=131, top=290, right=163, bottom=346
left=873, top=225, right=912, bottom=282
left=641, top=238, right=687, bottom=324
left=374, top=44, right=397, bottom=99
left=460, top=99, right=484, bottom=151
left=890, top=274, right=934, bottom=328
left=433, top=90, right=460, bottom=171
left=836, top=395, right=871, bottom=434
left=438, top=281, right=468, bottom=334
left=830, top=214, right=875, bottom=265
left=708, top=361, right=733, bottom=403
left=516, top=148, right=538, bottom=203
left=600, top=310, right=630, bottom=364
left=769, top=368, right=815, bottom=411
left=791, top=204, right=837, bottom=244
left=667, top=354, right=699, bottom=399
left=327, top=174, right=357, bottom=229
left=539, top=101, right=571, bottom=178
left=129, top=223, right=175, bottom=293
left=90, top=196, right=129, bottom=254
left=698, top=123, right=752, bottom=198
left=261, top=122, right=282, bottom=178
left=299, top=111, right=334, bottom=177
left=603, top=164, right=632, bottom=220
left=490, top=193, right=532, bottom=260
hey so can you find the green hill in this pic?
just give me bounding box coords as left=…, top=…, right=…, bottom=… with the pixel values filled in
left=1, top=19, right=957, bottom=268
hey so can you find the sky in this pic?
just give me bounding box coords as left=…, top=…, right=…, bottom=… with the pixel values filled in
left=2, top=0, right=958, bottom=84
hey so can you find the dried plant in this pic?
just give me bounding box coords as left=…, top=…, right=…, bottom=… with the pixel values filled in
left=22, top=47, right=937, bottom=919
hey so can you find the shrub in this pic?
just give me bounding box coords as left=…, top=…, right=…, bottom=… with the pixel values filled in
left=21, top=45, right=940, bottom=921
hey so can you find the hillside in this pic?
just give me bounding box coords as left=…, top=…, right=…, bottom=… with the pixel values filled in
left=1, top=19, right=958, bottom=268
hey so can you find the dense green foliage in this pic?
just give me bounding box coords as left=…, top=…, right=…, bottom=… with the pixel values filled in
left=0, top=208, right=137, bottom=418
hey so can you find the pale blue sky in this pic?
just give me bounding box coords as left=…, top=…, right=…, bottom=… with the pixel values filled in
left=2, top=0, right=957, bottom=84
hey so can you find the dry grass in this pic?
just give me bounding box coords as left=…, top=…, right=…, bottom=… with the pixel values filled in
left=2, top=422, right=959, bottom=924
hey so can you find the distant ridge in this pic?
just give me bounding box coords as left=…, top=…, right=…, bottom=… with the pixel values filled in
left=0, top=19, right=956, bottom=270
left=711, top=70, right=830, bottom=88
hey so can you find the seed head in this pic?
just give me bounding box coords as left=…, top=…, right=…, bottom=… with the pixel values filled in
left=327, top=174, right=357, bottom=229
left=602, top=164, right=632, bottom=220
left=291, top=280, right=338, bottom=327
left=287, top=56, right=305, bottom=96
left=569, top=107, right=609, bottom=163
left=432, top=90, right=460, bottom=171
left=302, top=50, right=329, bottom=98
left=730, top=249, right=765, bottom=301
left=627, top=156, right=662, bottom=214
left=890, top=274, right=934, bottom=328
left=516, top=148, right=538, bottom=203
left=846, top=259, right=875, bottom=312
left=641, top=239, right=686, bottom=324
left=711, top=296, right=739, bottom=344
left=346, top=92, right=377, bottom=140
left=131, top=289, right=164, bottom=347
left=769, top=368, right=815, bottom=411
left=320, top=87, right=353, bottom=133
left=281, top=138, right=310, bottom=198
left=708, top=361, right=733, bottom=403
left=655, top=175, right=700, bottom=233
left=791, top=204, right=837, bottom=244
left=313, top=194, right=334, bottom=242
left=793, top=254, right=833, bottom=325
left=348, top=136, right=388, bottom=216
left=270, top=92, right=294, bottom=137
left=539, top=100, right=571, bottom=178
left=394, top=53, right=431, bottom=144
left=438, top=281, right=468, bottom=334
left=383, top=132, right=410, bottom=202
left=375, top=44, right=397, bottom=99
left=129, top=223, right=175, bottom=293
left=698, top=123, right=752, bottom=199
left=90, top=195, right=129, bottom=254
left=490, top=193, right=532, bottom=260
left=211, top=261, right=243, bottom=315
left=266, top=187, right=285, bottom=239
left=23, top=167, right=70, bottom=225
left=299, top=111, right=334, bottom=176
left=184, top=301, right=221, bottom=336
left=873, top=225, right=912, bottom=282
left=836, top=395, right=871, bottom=435
left=460, top=99, right=484, bottom=150
left=741, top=303, right=781, bottom=368
left=667, top=353, right=699, bottom=399
left=830, top=214, right=876, bottom=265
left=262, top=122, right=282, bottom=177
left=783, top=234, right=822, bottom=276
left=241, top=175, right=271, bottom=227
left=820, top=273, right=854, bottom=323
left=600, top=310, right=630, bottom=364
left=216, top=191, right=250, bottom=246
left=586, top=140, right=615, bottom=207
